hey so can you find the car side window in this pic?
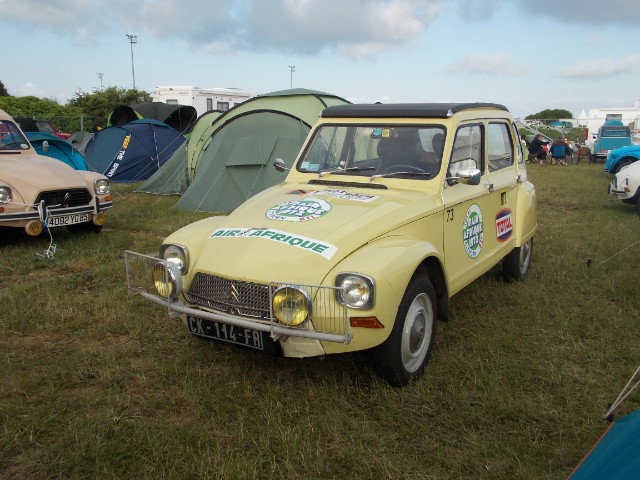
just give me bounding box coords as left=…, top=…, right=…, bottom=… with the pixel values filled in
left=448, top=124, right=483, bottom=177
left=487, top=123, right=514, bottom=172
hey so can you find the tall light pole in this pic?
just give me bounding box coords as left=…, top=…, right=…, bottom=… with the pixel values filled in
left=125, top=34, right=137, bottom=90
left=288, top=65, right=295, bottom=89
left=97, top=72, right=104, bottom=89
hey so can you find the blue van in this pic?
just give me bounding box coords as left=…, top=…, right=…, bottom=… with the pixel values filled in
left=592, top=120, right=632, bottom=162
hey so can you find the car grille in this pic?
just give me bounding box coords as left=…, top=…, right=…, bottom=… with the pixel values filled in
left=35, top=188, right=92, bottom=208
left=185, top=273, right=271, bottom=320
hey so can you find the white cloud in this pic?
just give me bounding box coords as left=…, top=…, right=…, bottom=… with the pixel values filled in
left=558, top=55, right=640, bottom=79
left=0, top=0, right=442, bottom=59
left=445, top=53, right=529, bottom=76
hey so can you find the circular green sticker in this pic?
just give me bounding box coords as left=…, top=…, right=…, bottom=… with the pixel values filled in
left=266, top=198, right=332, bottom=222
left=463, top=204, right=484, bottom=258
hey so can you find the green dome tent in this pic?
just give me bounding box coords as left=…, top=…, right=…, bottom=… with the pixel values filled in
left=138, top=88, right=350, bottom=212
left=137, top=110, right=223, bottom=195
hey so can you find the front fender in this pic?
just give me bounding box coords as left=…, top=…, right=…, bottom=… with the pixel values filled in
left=321, top=235, right=445, bottom=354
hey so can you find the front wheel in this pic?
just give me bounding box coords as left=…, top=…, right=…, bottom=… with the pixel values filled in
left=372, top=276, right=437, bottom=387
left=503, top=237, right=533, bottom=281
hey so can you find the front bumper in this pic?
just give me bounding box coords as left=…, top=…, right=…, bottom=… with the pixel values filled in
left=124, top=250, right=353, bottom=346
left=0, top=196, right=112, bottom=224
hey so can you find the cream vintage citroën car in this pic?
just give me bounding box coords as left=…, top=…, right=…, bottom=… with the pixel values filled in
left=0, top=109, right=111, bottom=236
left=126, top=103, right=537, bottom=387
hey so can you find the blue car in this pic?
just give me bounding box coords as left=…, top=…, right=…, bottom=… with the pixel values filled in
left=604, top=144, right=640, bottom=174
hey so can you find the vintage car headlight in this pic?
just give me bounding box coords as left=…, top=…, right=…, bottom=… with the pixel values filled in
left=160, top=244, right=189, bottom=274
left=335, top=273, right=375, bottom=309
left=94, top=179, right=110, bottom=195
left=152, top=261, right=182, bottom=301
left=272, top=286, right=311, bottom=326
left=0, top=186, right=12, bottom=203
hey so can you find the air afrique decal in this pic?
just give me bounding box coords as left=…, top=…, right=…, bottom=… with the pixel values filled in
left=462, top=204, right=484, bottom=259
left=210, top=227, right=337, bottom=260
left=266, top=198, right=331, bottom=222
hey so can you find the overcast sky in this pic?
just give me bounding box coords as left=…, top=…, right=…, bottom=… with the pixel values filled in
left=1, top=0, right=639, bottom=118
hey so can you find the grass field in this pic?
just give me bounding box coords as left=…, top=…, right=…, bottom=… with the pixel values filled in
left=1, top=161, right=639, bottom=479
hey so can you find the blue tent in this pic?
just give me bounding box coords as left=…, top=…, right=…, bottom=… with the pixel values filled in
left=569, top=409, right=640, bottom=479
left=25, top=131, right=87, bottom=170
left=84, top=119, right=185, bottom=182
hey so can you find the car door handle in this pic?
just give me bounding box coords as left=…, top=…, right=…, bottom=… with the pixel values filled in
left=485, top=183, right=494, bottom=192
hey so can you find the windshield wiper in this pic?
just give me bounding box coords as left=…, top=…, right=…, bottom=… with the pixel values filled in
left=370, top=171, right=432, bottom=181
left=319, top=166, right=376, bottom=177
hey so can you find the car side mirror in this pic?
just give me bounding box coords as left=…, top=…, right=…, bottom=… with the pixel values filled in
left=446, top=168, right=481, bottom=186
left=42, top=140, right=49, bottom=153
left=273, top=158, right=289, bottom=172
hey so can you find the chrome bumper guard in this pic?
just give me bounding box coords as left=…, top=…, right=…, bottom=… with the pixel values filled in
left=124, top=250, right=352, bottom=345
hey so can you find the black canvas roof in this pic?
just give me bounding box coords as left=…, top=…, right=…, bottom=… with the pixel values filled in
left=321, top=103, right=508, bottom=119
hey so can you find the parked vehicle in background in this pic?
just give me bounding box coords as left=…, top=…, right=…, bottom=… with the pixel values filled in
left=14, top=117, right=71, bottom=140
left=0, top=109, right=112, bottom=236
left=592, top=120, right=632, bottom=162
left=603, top=144, right=640, bottom=174
left=125, top=102, right=537, bottom=387
left=608, top=160, right=640, bottom=215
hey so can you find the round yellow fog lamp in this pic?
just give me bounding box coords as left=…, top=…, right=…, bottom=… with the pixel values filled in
left=93, top=212, right=107, bottom=226
left=272, top=286, right=311, bottom=326
left=152, top=262, right=182, bottom=301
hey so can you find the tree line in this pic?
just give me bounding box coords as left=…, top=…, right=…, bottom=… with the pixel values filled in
left=0, top=80, right=150, bottom=134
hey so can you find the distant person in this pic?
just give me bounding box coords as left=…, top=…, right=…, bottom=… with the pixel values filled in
left=551, top=135, right=572, bottom=166
left=528, top=134, right=549, bottom=164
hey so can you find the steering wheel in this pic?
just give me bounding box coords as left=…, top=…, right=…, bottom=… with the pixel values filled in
left=382, top=164, right=426, bottom=174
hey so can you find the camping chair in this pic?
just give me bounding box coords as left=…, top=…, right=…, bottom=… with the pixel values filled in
left=575, top=146, right=591, bottom=164
left=551, top=144, right=568, bottom=165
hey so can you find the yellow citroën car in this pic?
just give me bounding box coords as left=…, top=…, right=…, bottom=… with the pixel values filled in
left=126, top=102, right=537, bottom=387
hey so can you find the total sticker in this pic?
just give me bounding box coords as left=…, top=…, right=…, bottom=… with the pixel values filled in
left=266, top=198, right=331, bottom=222
left=463, top=204, right=484, bottom=259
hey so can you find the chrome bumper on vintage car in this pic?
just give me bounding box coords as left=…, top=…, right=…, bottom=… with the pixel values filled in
left=124, top=250, right=352, bottom=345
left=0, top=193, right=112, bottom=223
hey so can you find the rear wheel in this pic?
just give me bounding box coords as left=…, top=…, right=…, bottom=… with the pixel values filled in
left=503, top=237, right=533, bottom=281
left=372, top=276, right=436, bottom=387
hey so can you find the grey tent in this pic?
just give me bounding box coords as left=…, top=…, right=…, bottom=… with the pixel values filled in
left=152, top=89, right=349, bottom=213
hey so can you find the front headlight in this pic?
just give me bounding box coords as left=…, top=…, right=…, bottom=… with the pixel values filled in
left=94, top=179, right=110, bottom=195
left=160, top=244, right=189, bottom=274
left=335, top=273, right=375, bottom=309
left=153, top=261, right=182, bottom=301
left=272, top=286, right=311, bottom=326
left=0, top=186, right=12, bottom=203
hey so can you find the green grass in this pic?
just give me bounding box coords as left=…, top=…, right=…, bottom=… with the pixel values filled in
left=1, top=164, right=639, bottom=479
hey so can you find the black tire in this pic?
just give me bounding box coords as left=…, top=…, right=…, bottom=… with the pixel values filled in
left=635, top=198, right=640, bottom=217
left=372, top=275, right=437, bottom=387
left=503, top=237, right=533, bottom=281
left=67, top=222, right=103, bottom=234
left=612, top=158, right=635, bottom=175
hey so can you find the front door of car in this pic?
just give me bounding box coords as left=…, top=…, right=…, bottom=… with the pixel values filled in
left=442, top=123, right=495, bottom=295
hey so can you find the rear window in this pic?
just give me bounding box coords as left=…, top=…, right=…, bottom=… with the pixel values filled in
left=601, top=127, right=630, bottom=138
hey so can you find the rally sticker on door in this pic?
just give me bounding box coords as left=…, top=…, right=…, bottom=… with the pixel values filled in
left=495, top=208, right=513, bottom=242
left=463, top=204, right=484, bottom=258
left=266, top=198, right=331, bottom=222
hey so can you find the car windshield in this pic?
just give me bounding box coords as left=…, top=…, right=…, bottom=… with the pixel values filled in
left=0, top=120, right=30, bottom=151
left=297, top=125, right=445, bottom=179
